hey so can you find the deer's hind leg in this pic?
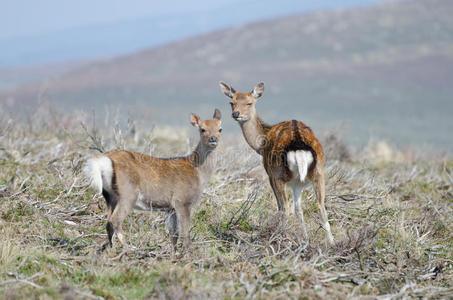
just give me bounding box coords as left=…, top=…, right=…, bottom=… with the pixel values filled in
left=102, top=189, right=117, bottom=220
left=99, top=189, right=118, bottom=252
left=314, top=169, right=334, bottom=244
left=290, top=183, right=308, bottom=239
left=269, top=174, right=290, bottom=213
left=105, top=189, right=137, bottom=249
left=165, top=210, right=179, bottom=253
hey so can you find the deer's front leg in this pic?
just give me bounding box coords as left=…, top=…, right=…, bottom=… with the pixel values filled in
left=176, top=203, right=191, bottom=251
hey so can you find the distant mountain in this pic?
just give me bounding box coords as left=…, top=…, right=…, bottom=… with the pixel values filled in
left=2, top=0, right=453, bottom=149
left=0, top=0, right=383, bottom=68
left=0, top=60, right=92, bottom=92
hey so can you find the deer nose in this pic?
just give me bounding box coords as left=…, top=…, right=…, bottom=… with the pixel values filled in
left=209, top=136, right=218, bottom=143
left=232, top=111, right=240, bottom=119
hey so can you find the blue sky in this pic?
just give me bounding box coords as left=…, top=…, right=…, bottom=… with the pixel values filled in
left=0, top=0, right=234, bottom=39
left=1, top=0, right=385, bottom=39
left=0, top=0, right=386, bottom=67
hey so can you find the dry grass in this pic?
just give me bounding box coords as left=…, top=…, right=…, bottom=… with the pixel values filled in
left=0, top=107, right=452, bottom=299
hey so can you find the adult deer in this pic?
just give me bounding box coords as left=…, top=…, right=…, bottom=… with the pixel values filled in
left=219, top=82, right=334, bottom=244
left=85, top=109, right=222, bottom=252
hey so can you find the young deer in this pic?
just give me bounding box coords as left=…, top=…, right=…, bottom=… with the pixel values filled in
left=85, top=109, right=222, bottom=252
left=219, top=82, right=334, bottom=244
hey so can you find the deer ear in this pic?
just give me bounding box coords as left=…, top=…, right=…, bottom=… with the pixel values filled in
left=189, top=113, right=200, bottom=127
left=219, top=81, right=236, bottom=99
left=213, top=108, right=222, bottom=120
left=252, top=82, right=264, bottom=99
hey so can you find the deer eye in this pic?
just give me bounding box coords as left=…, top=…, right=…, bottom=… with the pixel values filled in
left=247, top=103, right=253, bottom=106
left=219, top=128, right=223, bottom=133
left=201, top=128, right=206, bottom=133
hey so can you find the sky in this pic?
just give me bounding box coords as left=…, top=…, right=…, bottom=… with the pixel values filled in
left=1, top=0, right=386, bottom=39
left=0, top=0, right=386, bottom=67
left=0, top=0, right=236, bottom=39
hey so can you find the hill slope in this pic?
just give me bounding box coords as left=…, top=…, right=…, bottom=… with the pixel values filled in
left=2, top=0, right=453, bottom=149
left=0, top=0, right=383, bottom=68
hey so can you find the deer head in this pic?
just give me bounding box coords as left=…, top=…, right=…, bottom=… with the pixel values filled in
left=219, top=82, right=264, bottom=123
left=190, top=108, right=222, bottom=149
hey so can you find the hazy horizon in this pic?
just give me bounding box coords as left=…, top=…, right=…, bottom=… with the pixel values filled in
left=1, top=0, right=385, bottom=68
left=1, top=0, right=452, bottom=151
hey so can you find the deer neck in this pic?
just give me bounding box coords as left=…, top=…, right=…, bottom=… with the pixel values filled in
left=187, top=142, right=216, bottom=184
left=239, top=113, right=269, bottom=155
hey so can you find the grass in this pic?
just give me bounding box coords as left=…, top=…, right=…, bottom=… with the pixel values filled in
left=0, top=108, right=452, bottom=299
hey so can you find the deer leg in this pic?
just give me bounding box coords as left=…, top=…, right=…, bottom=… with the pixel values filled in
left=292, top=184, right=308, bottom=239
left=314, top=170, right=334, bottom=244
left=98, top=222, right=114, bottom=253
left=165, top=210, right=179, bottom=253
left=102, top=189, right=117, bottom=220
left=106, top=192, right=136, bottom=249
left=175, top=204, right=191, bottom=251
left=98, top=190, right=118, bottom=252
left=269, top=175, right=289, bottom=213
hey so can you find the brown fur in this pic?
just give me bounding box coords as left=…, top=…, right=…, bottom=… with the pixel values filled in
left=263, top=119, right=324, bottom=182
left=89, top=109, right=222, bottom=252
left=220, top=82, right=334, bottom=244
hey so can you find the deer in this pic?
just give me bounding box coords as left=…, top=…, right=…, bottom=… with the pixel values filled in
left=219, top=82, right=334, bottom=244
left=84, top=109, right=222, bottom=252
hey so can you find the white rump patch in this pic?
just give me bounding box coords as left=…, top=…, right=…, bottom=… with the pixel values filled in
left=287, top=150, right=313, bottom=184
left=84, top=156, right=113, bottom=194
